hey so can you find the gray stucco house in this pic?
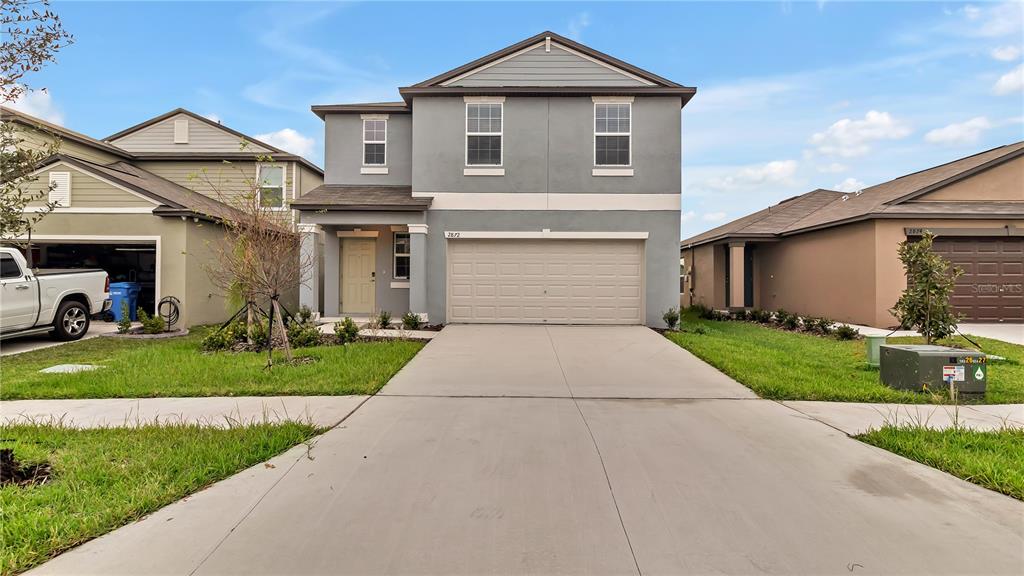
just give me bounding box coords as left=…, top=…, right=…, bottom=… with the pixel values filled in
left=294, top=31, right=695, bottom=326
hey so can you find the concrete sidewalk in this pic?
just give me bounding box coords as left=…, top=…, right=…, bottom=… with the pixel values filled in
left=784, top=401, right=1024, bottom=435
left=843, top=323, right=1023, bottom=345
left=1, top=396, right=368, bottom=428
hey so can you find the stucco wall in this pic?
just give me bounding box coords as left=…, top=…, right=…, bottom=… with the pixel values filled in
left=318, top=225, right=412, bottom=317
left=681, top=243, right=719, bottom=309
left=423, top=210, right=680, bottom=326
left=915, top=156, right=1024, bottom=202
left=323, top=113, right=412, bottom=186
left=757, top=220, right=878, bottom=324
left=410, top=96, right=682, bottom=195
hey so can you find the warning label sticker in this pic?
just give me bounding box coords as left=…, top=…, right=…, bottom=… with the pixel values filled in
left=942, top=365, right=966, bottom=382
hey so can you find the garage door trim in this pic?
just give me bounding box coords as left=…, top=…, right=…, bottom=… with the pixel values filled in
left=11, top=234, right=162, bottom=304
left=445, top=234, right=646, bottom=325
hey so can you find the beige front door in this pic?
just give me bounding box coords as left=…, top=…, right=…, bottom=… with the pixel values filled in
left=341, top=238, right=375, bottom=314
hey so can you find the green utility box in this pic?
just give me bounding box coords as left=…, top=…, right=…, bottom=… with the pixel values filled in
left=879, top=345, right=987, bottom=395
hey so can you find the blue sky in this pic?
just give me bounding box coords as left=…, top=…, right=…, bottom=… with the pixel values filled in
left=12, top=1, right=1024, bottom=238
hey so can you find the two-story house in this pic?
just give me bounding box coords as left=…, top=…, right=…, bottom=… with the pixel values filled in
left=2, top=106, right=323, bottom=326
left=295, top=31, right=694, bottom=326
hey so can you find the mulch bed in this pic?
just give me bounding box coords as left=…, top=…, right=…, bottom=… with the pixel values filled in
left=103, top=328, right=189, bottom=340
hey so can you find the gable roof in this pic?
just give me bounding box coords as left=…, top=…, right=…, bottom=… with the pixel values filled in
left=39, top=154, right=242, bottom=222
left=104, top=108, right=323, bottom=175
left=1, top=105, right=134, bottom=160
left=399, top=31, right=696, bottom=106
left=682, top=142, right=1024, bottom=247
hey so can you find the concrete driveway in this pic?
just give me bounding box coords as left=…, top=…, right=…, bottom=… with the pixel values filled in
left=31, top=326, right=1024, bottom=575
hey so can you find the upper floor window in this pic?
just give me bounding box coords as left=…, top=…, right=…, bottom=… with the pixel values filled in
left=594, top=103, right=631, bottom=166
left=363, top=119, right=386, bottom=165
left=257, top=164, right=285, bottom=208
left=466, top=103, right=502, bottom=166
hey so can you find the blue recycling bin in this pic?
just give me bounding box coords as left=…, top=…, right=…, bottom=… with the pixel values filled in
left=109, top=282, right=142, bottom=321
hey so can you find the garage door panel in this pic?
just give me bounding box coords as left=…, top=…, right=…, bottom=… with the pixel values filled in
left=933, top=237, right=1023, bottom=322
left=448, top=239, right=644, bottom=324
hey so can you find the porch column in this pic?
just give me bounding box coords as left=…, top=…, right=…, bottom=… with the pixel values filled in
left=323, top=231, right=340, bottom=317
left=298, top=224, right=321, bottom=317
left=729, top=242, right=746, bottom=308
left=409, top=224, right=428, bottom=320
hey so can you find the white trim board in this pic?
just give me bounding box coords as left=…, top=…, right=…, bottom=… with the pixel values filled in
left=444, top=230, right=649, bottom=240
left=22, top=207, right=155, bottom=214
left=411, top=193, right=679, bottom=211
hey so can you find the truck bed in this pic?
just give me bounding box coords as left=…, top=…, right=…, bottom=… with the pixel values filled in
left=33, top=268, right=105, bottom=276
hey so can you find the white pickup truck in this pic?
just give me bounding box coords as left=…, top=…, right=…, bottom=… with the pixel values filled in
left=0, top=247, right=111, bottom=341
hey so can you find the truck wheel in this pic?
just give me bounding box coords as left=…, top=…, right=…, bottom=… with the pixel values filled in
left=52, top=301, right=90, bottom=341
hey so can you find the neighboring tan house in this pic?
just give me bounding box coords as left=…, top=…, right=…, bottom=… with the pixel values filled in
left=2, top=106, right=323, bottom=326
left=293, top=31, right=694, bottom=326
left=681, top=142, right=1024, bottom=326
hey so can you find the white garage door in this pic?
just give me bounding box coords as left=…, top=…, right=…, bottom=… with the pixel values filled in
left=447, top=238, right=644, bottom=324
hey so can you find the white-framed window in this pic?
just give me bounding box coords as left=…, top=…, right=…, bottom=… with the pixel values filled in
left=257, top=164, right=285, bottom=208
left=363, top=119, right=386, bottom=165
left=594, top=102, right=631, bottom=166
left=393, top=232, right=410, bottom=280
left=466, top=102, right=502, bottom=166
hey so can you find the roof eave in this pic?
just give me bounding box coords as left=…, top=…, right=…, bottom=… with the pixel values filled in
left=290, top=203, right=430, bottom=212
left=885, top=146, right=1024, bottom=205
left=399, top=85, right=697, bottom=107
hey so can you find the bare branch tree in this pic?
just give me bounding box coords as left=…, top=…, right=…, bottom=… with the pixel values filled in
left=190, top=146, right=314, bottom=368
left=0, top=0, right=72, bottom=263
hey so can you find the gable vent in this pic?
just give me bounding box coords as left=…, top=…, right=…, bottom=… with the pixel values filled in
left=49, top=171, right=71, bottom=207
left=173, top=118, right=189, bottom=144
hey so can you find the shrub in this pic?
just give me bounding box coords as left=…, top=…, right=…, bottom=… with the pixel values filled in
left=662, top=307, right=680, bottom=330
left=136, top=308, right=165, bottom=334
left=376, top=310, right=392, bottom=329
left=335, top=317, right=360, bottom=344
left=296, top=305, right=314, bottom=324
left=693, top=325, right=707, bottom=335
left=835, top=324, right=859, bottom=340
left=401, top=312, right=423, bottom=331
left=690, top=303, right=714, bottom=320
left=116, top=301, right=132, bottom=334
left=773, top=309, right=789, bottom=324
left=287, top=321, right=322, bottom=348
left=201, top=328, right=235, bottom=351
left=782, top=314, right=800, bottom=331
left=813, top=317, right=835, bottom=335
left=751, top=309, right=772, bottom=323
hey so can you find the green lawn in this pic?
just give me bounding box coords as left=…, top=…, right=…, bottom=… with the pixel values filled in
left=1, top=423, right=320, bottom=575
left=858, top=426, right=1024, bottom=501
left=666, top=313, right=1024, bottom=404
left=1, top=329, right=425, bottom=400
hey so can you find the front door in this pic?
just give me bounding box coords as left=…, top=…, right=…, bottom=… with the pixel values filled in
left=341, top=238, right=375, bottom=314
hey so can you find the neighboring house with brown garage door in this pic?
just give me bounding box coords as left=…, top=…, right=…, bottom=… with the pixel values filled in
left=2, top=106, right=323, bottom=327
left=681, top=142, right=1024, bottom=326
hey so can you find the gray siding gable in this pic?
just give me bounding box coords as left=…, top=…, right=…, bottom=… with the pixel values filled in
left=110, top=113, right=273, bottom=154
left=444, top=43, right=653, bottom=88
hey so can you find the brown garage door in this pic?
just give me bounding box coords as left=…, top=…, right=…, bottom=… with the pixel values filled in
left=932, top=237, right=1023, bottom=322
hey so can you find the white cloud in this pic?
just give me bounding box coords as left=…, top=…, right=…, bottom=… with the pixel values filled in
left=567, top=12, right=591, bottom=41
left=255, top=128, right=315, bottom=158
left=961, top=4, right=981, bottom=20
left=993, top=63, right=1024, bottom=95
left=688, top=80, right=795, bottom=113
left=681, top=211, right=696, bottom=223
left=817, top=162, right=848, bottom=173
left=704, top=159, right=799, bottom=191
left=924, top=116, right=993, bottom=145
left=833, top=177, right=865, bottom=192
left=809, top=110, right=912, bottom=157
left=7, top=87, right=63, bottom=125
left=702, top=212, right=727, bottom=222
left=991, top=45, right=1021, bottom=61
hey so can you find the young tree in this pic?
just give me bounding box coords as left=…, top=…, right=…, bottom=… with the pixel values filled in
left=1, top=0, right=73, bottom=262
left=191, top=148, right=313, bottom=368
left=890, top=231, right=963, bottom=344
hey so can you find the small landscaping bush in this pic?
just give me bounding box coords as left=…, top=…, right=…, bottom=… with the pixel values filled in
left=662, top=307, right=680, bottom=330
left=834, top=324, right=859, bottom=340
left=334, top=317, right=361, bottom=344
left=375, top=310, right=392, bottom=329
left=805, top=317, right=834, bottom=335
left=781, top=313, right=800, bottom=331
left=751, top=309, right=772, bottom=324
left=689, top=303, right=714, bottom=320
left=401, top=312, right=423, bottom=331
left=296, top=305, right=314, bottom=324
left=286, top=319, right=322, bottom=349
left=136, top=308, right=166, bottom=334
left=116, top=302, right=132, bottom=334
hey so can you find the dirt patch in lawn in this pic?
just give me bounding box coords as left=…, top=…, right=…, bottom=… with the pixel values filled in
left=0, top=448, right=52, bottom=487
